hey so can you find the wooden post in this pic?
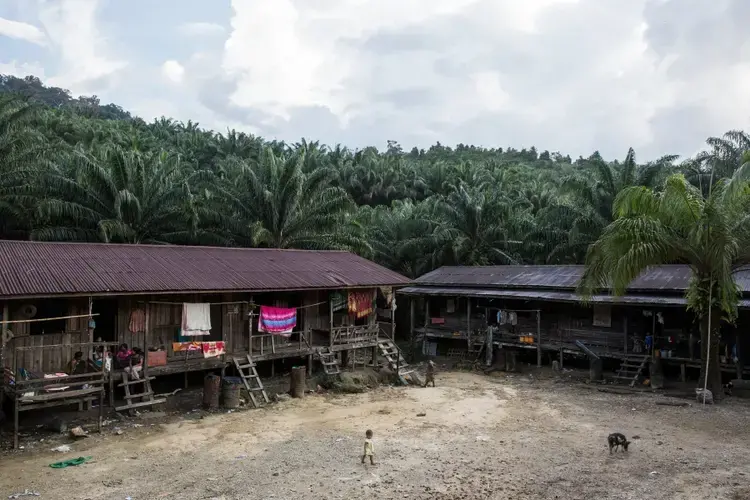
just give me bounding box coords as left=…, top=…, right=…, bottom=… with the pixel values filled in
left=143, top=302, right=150, bottom=380
left=1, top=302, right=8, bottom=407
left=13, top=345, right=18, bottom=449
left=307, top=354, right=313, bottom=376
left=290, top=365, right=306, bottom=398
left=623, top=315, right=629, bottom=354
left=329, top=295, right=334, bottom=348
left=536, top=310, right=542, bottom=368
left=423, top=299, right=430, bottom=357
left=651, top=311, right=656, bottom=358
left=680, top=362, right=686, bottom=382
left=409, top=298, right=415, bottom=362
left=466, top=297, right=472, bottom=355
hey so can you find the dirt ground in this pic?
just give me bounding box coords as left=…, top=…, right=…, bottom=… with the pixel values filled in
left=2, top=370, right=750, bottom=500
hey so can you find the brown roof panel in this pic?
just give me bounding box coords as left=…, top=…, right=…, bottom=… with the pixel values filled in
left=0, top=241, right=410, bottom=298
left=414, top=265, right=750, bottom=293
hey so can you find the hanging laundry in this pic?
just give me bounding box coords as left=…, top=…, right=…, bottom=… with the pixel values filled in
left=446, top=299, right=456, bottom=314
left=509, top=311, right=518, bottom=326
left=202, top=341, right=226, bottom=358
left=330, top=292, right=347, bottom=313
left=181, top=303, right=211, bottom=336
left=380, top=286, right=394, bottom=308
left=496, top=310, right=504, bottom=325
left=172, top=342, right=202, bottom=353
left=128, top=308, right=146, bottom=334
left=348, top=290, right=374, bottom=319
left=258, top=306, right=297, bottom=336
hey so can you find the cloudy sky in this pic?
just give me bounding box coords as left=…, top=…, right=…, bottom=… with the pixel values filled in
left=0, top=0, right=748, bottom=160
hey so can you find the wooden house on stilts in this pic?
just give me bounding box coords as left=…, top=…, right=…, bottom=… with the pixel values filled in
left=0, top=241, right=410, bottom=447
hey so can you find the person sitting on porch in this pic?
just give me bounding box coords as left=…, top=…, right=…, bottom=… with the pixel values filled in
left=67, top=351, right=86, bottom=375
left=116, top=344, right=142, bottom=380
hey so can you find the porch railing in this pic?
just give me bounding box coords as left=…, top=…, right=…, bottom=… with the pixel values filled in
left=331, top=324, right=379, bottom=345
left=251, top=331, right=311, bottom=356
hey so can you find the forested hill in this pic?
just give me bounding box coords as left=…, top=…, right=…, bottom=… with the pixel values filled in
left=0, top=74, right=746, bottom=277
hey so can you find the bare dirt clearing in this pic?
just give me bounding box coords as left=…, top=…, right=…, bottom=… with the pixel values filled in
left=2, top=371, right=750, bottom=500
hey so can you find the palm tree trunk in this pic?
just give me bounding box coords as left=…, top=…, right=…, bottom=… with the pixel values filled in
left=698, top=308, right=723, bottom=400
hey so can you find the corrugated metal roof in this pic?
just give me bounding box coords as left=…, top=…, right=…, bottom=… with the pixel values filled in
left=0, top=241, right=410, bottom=298
left=414, top=265, right=750, bottom=293
left=398, top=286, right=750, bottom=308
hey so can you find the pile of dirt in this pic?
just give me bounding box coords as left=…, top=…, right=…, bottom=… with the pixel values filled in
left=318, top=369, right=381, bottom=393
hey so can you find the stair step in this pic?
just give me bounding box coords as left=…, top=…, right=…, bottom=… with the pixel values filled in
left=613, top=375, right=639, bottom=380
left=117, top=377, right=155, bottom=387
left=115, top=398, right=166, bottom=412
left=124, top=391, right=154, bottom=400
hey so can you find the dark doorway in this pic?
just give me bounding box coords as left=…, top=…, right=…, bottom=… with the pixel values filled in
left=92, top=299, right=118, bottom=341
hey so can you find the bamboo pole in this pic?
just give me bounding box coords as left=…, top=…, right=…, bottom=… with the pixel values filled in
left=1, top=313, right=100, bottom=325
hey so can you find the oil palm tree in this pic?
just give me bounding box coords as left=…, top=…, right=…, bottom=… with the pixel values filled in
left=0, top=94, right=48, bottom=239
left=359, top=200, right=433, bottom=278
left=34, top=145, right=211, bottom=243
left=216, top=147, right=364, bottom=250
left=427, top=182, right=532, bottom=267
left=550, top=148, right=677, bottom=262
left=578, top=164, right=750, bottom=400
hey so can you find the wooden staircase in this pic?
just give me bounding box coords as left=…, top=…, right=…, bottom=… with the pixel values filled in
left=232, top=355, right=270, bottom=408
left=377, top=339, right=414, bottom=376
left=316, top=347, right=341, bottom=375
left=115, top=374, right=165, bottom=412
left=614, top=355, right=649, bottom=387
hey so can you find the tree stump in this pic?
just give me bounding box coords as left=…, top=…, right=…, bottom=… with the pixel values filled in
left=290, top=366, right=306, bottom=398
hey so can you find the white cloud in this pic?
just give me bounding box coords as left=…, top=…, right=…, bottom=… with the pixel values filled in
left=0, top=17, right=47, bottom=45
left=178, top=22, right=225, bottom=37
left=162, top=60, right=185, bottom=84
left=0, top=60, right=46, bottom=79
left=37, top=0, right=126, bottom=94
left=3, top=0, right=750, bottom=159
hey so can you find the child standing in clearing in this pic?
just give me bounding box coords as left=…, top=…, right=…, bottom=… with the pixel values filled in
left=423, top=360, right=436, bottom=387
left=361, top=429, right=376, bottom=465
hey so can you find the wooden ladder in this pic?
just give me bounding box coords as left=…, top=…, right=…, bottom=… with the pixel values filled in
left=115, top=373, right=166, bottom=412
left=317, top=347, right=341, bottom=375
left=232, top=355, right=270, bottom=408
left=614, top=355, right=649, bottom=387
left=377, top=339, right=414, bottom=376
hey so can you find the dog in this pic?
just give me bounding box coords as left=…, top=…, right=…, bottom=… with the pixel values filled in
left=608, top=433, right=630, bottom=453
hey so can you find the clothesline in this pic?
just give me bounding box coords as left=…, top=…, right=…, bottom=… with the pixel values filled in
left=1, top=313, right=100, bottom=325
left=141, top=300, right=249, bottom=306
left=142, top=300, right=330, bottom=310
left=247, top=300, right=328, bottom=316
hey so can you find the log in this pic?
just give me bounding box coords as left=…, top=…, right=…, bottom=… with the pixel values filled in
left=290, top=366, right=306, bottom=398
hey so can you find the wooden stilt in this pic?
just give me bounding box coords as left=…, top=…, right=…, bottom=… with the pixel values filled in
left=307, top=354, right=313, bottom=376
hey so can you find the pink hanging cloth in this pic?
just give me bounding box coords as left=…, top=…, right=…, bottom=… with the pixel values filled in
left=258, top=306, right=297, bottom=337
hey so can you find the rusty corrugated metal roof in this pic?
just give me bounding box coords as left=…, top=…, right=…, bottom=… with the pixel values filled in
left=0, top=241, right=410, bottom=298
left=414, top=265, right=750, bottom=293
left=398, top=286, right=689, bottom=306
